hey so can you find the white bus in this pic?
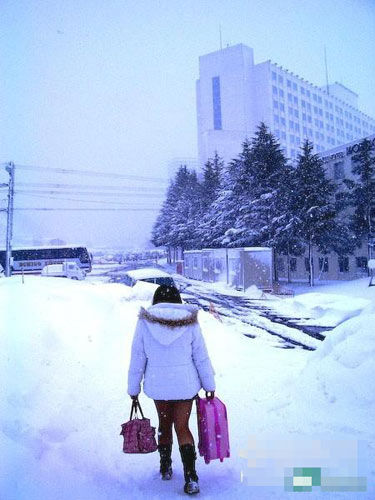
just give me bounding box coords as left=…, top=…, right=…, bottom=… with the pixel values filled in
left=0, top=245, right=92, bottom=275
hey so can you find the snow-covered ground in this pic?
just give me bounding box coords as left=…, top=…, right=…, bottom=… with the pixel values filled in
left=1, top=275, right=374, bottom=499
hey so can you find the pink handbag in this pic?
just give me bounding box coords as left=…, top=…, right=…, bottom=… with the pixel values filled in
left=120, top=400, right=158, bottom=454
left=196, top=395, right=230, bottom=464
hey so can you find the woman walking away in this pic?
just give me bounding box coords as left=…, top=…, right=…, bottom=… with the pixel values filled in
left=127, top=285, right=216, bottom=495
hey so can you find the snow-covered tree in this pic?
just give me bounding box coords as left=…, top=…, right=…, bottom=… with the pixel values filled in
left=291, top=140, right=353, bottom=286
left=343, top=138, right=375, bottom=262
left=200, top=152, right=223, bottom=211
left=152, top=165, right=202, bottom=256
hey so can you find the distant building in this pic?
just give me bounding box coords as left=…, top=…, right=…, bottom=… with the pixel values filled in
left=196, top=44, right=375, bottom=165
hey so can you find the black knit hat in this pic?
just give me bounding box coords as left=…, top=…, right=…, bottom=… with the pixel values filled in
left=152, top=285, right=182, bottom=305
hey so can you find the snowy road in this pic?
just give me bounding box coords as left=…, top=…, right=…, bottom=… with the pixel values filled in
left=94, top=263, right=330, bottom=351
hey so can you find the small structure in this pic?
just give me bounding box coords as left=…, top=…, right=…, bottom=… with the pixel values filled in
left=184, top=250, right=203, bottom=280
left=183, top=247, right=273, bottom=291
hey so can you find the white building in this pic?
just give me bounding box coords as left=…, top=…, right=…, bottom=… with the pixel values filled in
left=196, top=44, right=375, bottom=166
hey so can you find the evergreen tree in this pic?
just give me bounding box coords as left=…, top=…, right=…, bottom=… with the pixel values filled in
left=229, top=123, right=288, bottom=249
left=292, top=140, right=353, bottom=286
left=268, top=162, right=305, bottom=282
left=343, top=138, right=375, bottom=261
left=151, top=179, right=179, bottom=261
left=200, top=152, right=223, bottom=211
left=169, top=168, right=202, bottom=250
left=153, top=165, right=202, bottom=254
left=205, top=140, right=254, bottom=248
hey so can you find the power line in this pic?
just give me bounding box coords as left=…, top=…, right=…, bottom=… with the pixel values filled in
left=15, top=189, right=164, bottom=198
left=15, top=192, right=158, bottom=206
left=13, top=163, right=168, bottom=183
left=17, top=181, right=166, bottom=193
left=14, top=207, right=157, bottom=212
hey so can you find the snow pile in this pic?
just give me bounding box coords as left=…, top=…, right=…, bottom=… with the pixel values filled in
left=299, top=313, right=375, bottom=409
left=122, top=280, right=158, bottom=302
left=244, top=285, right=265, bottom=299
left=270, top=292, right=372, bottom=327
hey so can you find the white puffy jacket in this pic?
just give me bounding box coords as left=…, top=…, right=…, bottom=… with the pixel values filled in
left=127, top=303, right=215, bottom=400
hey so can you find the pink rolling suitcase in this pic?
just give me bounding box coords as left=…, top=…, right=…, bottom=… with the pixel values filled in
left=196, top=396, right=230, bottom=464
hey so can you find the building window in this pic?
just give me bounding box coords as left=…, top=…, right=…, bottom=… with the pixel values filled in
left=338, top=256, right=349, bottom=273
left=301, top=87, right=305, bottom=95
left=274, top=114, right=279, bottom=123
left=278, top=75, right=284, bottom=84
left=306, top=89, right=310, bottom=98
left=287, top=79, right=291, bottom=88
left=273, top=100, right=279, bottom=109
left=273, top=85, right=278, bottom=95
left=280, top=117, right=286, bottom=126
left=294, top=109, right=299, bottom=118
left=288, top=93, right=293, bottom=102
left=293, top=96, right=298, bottom=105
left=356, top=257, right=367, bottom=270
left=212, top=76, right=222, bottom=130
left=272, top=71, right=277, bottom=81
left=281, top=131, right=286, bottom=139
left=318, top=257, right=329, bottom=272
left=279, top=103, right=285, bottom=112
left=193, top=257, right=198, bottom=269
left=290, top=258, right=297, bottom=272
left=279, top=88, right=284, bottom=98
left=293, top=82, right=297, bottom=91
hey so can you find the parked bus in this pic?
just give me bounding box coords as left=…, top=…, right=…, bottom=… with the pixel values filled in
left=0, top=245, right=92, bottom=275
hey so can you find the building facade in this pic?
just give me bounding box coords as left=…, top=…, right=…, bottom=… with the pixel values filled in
left=276, top=134, right=375, bottom=282
left=197, top=44, right=375, bottom=166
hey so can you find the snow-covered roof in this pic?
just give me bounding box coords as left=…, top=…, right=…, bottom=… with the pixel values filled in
left=243, top=247, right=272, bottom=252
left=126, top=268, right=172, bottom=279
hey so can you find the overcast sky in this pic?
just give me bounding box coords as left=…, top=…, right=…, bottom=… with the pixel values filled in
left=1, top=0, right=374, bottom=249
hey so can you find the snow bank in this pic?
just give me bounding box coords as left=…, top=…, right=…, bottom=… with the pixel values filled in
left=300, top=313, right=375, bottom=408
left=270, top=292, right=372, bottom=327
left=123, top=280, right=158, bottom=301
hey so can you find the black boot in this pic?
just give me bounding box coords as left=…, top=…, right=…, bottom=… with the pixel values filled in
left=179, top=444, right=199, bottom=495
left=158, top=444, right=173, bottom=480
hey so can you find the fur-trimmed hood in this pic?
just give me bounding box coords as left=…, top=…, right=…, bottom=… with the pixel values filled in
left=139, top=303, right=199, bottom=346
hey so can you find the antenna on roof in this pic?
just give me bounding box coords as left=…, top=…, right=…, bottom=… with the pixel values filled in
left=324, top=45, right=330, bottom=95
left=219, top=24, right=222, bottom=50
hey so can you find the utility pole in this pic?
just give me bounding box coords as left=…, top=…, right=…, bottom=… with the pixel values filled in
left=5, top=162, right=15, bottom=277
